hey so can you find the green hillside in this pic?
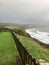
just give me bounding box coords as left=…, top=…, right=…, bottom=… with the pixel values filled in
left=16, top=34, right=49, bottom=62
left=0, top=32, right=19, bottom=65
left=0, top=31, right=49, bottom=65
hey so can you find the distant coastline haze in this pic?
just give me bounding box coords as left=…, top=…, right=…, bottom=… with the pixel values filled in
left=0, top=0, right=49, bottom=26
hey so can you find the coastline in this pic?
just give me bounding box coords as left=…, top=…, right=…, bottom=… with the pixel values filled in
left=25, top=28, right=49, bottom=44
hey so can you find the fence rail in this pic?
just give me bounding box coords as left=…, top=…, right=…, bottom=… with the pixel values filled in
left=11, top=31, right=40, bottom=65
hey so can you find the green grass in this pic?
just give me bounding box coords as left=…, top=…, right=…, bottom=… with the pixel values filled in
left=0, top=31, right=49, bottom=64
left=16, top=34, right=49, bottom=62
left=0, top=32, right=19, bottom=65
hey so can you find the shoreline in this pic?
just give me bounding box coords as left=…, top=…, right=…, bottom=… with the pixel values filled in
left=25, top=28, right=49, bottom=44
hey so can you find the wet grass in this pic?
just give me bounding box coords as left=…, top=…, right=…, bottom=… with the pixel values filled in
left=16, top=34, right=49, bottom=62
left=0, top=32, right=19, bottom=65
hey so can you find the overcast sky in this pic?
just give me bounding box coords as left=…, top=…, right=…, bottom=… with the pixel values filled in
left=0, top=0, right=49, bottom=25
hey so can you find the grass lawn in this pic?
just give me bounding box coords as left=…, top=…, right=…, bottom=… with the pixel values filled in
left=0, top=32, right=19, bottom=65
left=16, top=34, right=49, bottom=62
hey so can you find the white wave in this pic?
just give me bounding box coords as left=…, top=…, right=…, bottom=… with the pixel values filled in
left=25, top=28, right=49, bottom=44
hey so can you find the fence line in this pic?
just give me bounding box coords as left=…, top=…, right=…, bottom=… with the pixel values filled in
left=11, top=31, right=40, bottom=65
left=0, top=29, right=40, bottom=65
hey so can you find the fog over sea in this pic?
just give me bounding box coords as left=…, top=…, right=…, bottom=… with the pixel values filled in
left=37, top=27, right=49, bottom=32
left=0, top=0, right=49, bottom=27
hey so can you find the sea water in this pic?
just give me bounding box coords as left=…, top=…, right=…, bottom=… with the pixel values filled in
left=25, top=27, right=49, bottom=44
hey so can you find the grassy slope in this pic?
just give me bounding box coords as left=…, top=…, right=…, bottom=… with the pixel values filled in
left=0, top=32, right=19, bottom=65
left=16, top=34, right=49, bottom=62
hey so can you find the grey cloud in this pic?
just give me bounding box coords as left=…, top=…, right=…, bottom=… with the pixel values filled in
left=0, top=0, right=49, bottom=26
